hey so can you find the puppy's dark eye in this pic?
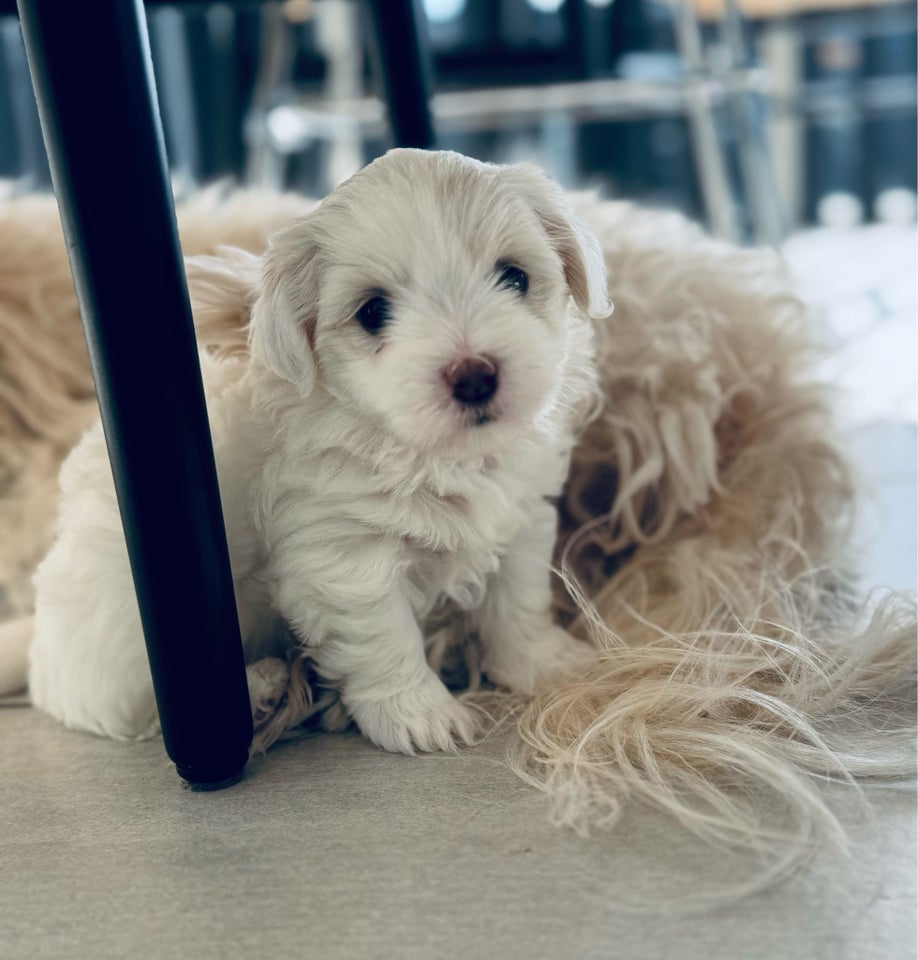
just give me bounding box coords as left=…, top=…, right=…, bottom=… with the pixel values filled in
left=496, top=264, right=528, bottom=295
left=356, top=295, right=390, bottom=334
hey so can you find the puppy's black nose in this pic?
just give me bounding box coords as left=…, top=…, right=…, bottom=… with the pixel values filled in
left=446, top=357, right=499, bottom=407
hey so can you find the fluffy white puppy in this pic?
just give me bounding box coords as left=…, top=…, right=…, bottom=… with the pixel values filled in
left=29, top=149, right=610, bottom=753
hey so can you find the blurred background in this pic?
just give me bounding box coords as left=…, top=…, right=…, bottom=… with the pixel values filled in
left=0, top=0, right=914, bottom=582
left=0, top=0, right=915, bottom=236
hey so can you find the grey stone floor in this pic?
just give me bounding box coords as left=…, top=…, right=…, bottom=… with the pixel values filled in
left=0, top=705, right=915, bottom=960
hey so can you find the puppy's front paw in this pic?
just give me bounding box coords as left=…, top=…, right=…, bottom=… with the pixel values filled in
left=484, top=624, right=596, bottom=696
left=246, top=657, right=289, bottom=730
left=347, top=671, right=479, bottom=755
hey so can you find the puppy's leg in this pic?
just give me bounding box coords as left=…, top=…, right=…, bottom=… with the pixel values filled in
left=30, top=475, right=160, bottom=740
left=322, top=598, right=480, bottom=755
left=245, top=657, right=289, bottom=730
left=474, top=500, right=596, bottom=695
left=270, top=533, right=479, bottom=754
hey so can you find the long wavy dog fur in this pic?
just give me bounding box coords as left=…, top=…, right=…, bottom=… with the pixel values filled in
left=525, top=198, right=916, bottom=882
left=0, top=170, right=913, bottom=884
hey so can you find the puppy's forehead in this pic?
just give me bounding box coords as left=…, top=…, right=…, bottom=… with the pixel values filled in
left=315, top=152, right=541, bottom=278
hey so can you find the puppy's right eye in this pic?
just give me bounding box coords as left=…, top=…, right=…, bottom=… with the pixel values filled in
left=496, top=264, right=529, bottom=295
left=355, top=296, right=390, bottom=334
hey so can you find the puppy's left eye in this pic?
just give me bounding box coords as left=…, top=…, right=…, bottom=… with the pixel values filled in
left=496, top=265, right=528, bottom=295
left=355, top=295, right=390, bottom=334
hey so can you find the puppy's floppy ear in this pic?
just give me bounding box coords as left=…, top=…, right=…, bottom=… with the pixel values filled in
left=186, top=247, right=261, bottom=360
left=248, top=219, right=320, bottom=396
left=501, top=164, right=612, bottom=320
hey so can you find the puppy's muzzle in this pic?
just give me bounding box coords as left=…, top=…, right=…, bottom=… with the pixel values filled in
left=445, top=356, right=499, bottom=408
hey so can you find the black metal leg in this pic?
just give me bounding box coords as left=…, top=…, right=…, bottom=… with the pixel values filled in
left=16, top=0, right=252, bottom=787
left=364, top=0, right=436, bottom=149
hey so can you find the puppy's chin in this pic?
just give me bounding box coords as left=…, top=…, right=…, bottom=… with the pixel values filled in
left=384, top=399, right=537, bottom=463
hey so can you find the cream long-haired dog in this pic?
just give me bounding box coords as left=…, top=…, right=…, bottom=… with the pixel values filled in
left=1, top=149, right=914, bottom=881
left=26, top=150, right=608, bottom=753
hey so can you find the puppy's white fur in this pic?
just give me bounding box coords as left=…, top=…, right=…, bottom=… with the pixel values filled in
left=28, top=149, right=607, bottom=751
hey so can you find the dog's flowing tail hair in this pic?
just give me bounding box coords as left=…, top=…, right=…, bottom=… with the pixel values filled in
left=510, top=209, right=916, bottom=884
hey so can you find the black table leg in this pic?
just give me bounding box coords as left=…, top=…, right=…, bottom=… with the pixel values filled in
left=364, top=0, right=436, bottom=149
left=16, top=0, right=252, bottom=788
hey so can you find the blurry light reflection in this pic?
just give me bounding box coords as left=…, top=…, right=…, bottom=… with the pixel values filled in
left=527, top=0, right=567, bottom=13
left=423, top=0, right=467, bottom=23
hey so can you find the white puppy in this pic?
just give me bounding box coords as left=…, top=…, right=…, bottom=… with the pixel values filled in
left=28, top=149, right=610, bottom=753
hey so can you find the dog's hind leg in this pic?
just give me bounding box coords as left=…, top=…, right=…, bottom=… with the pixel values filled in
left=29, top=423, right=160, bottom=740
